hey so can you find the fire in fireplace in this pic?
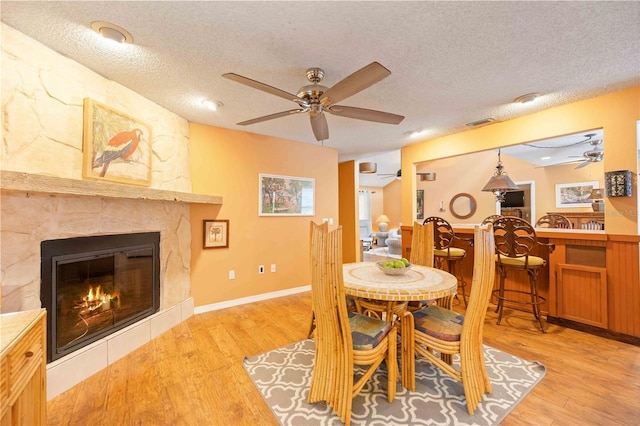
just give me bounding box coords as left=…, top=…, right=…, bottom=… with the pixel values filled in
left=41, top=232, right=160, bottom=362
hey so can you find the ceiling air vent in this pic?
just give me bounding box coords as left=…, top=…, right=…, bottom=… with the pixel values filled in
left=465, top=117, right=495, bottom=127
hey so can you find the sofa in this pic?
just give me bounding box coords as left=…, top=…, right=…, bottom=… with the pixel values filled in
left=385, top=228, right=402, bottom=256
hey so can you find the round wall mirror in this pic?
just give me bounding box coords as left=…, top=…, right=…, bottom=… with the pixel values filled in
left=449, top=193, right=477, bottom=219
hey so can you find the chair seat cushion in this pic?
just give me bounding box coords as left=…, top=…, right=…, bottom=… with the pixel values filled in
left=412, top=305, right=464, bottom=342
left=348, top=312, right=393, bottom=350
left=495, top=254, right=545, bottom=267
left=434, top=247, right=466, bottom=258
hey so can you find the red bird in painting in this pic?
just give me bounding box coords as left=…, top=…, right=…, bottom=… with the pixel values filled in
left=92, top=128, right=143, bottom=177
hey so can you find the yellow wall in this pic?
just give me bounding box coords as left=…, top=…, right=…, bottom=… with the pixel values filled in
left=402, top=87, right=640, bottom=234
left=189, top=123, right=338, bottom=307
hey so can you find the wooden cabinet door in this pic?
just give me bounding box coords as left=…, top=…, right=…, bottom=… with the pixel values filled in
left=556, top=263, right=607, bottom=328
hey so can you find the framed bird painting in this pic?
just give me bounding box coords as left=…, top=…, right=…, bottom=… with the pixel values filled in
left=82, top=98, right=152, bottom=186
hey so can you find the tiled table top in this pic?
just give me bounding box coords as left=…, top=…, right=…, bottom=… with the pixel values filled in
left=343, top=262, right=457, bottom=302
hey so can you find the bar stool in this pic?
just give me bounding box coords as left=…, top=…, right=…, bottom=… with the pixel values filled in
left=422, top=216, right=471, bottom=306
left=492, top=216, right=554, bottom=332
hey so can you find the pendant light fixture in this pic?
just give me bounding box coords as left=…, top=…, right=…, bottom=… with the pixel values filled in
left=481, top=149, right=519, bottom=202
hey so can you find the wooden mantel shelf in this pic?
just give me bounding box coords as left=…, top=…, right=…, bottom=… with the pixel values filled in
left=0, top=171, right=222, bottom=205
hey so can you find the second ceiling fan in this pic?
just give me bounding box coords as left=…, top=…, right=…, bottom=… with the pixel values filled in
left=223, top=62, right=404, bottom=141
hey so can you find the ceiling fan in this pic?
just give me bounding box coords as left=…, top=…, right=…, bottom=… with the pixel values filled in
left=222, top=62, right=404, bottom=141
left=568, top=134, right=604, bottom=169
left=378, top=169, right=403, bottom=180
left=378, top=169, right=435, bottom=180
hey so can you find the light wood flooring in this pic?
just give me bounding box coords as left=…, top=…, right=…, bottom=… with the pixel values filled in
left=48, top=269, right=640, bottom=425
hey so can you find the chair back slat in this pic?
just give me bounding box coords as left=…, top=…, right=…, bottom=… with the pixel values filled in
left=460, top=224, right=496, bottom=344
left=410, top=221, right=434, bottom=267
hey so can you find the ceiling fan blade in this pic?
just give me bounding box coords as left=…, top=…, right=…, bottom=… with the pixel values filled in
left=326, top=105, right=404, bottom=124
left=223, top=73, right=307, bottom=106
left=237, top=109, right=305, bottom=126
left=575, top=160, right=591, bottom=169
left=310, top=113, right=329, bottom=141
left=320, top=62, right=391, bottom=106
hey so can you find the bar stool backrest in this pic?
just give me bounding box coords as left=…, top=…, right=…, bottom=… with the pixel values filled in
left=493, top=216, right=538, bottom=260
left=422, top=216, right=455, bottom=251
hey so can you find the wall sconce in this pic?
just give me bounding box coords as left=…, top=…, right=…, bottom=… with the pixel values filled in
left=419, top=172, right=436, bottom=181
left=588, top=188, right=605, bottom=212
left=481, top=149, right=519, bottom=202
left=359, top=162, right=377, bottom=174
left=375, top=214, right=390, bottom=232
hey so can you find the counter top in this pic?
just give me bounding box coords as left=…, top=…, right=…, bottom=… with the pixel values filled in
left=0, top=308, right=45, bottom=353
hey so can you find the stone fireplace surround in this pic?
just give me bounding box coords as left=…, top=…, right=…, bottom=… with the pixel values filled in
left=0, top=172, right=222, bottom=399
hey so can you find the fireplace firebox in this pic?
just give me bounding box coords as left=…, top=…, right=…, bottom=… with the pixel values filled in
left=41, top=232, right=160, bottom=362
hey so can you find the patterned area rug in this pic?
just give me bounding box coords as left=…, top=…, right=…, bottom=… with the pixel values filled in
left=244, top=339, right=545, bottom=426
left=368, top=247, right=401, bottom=259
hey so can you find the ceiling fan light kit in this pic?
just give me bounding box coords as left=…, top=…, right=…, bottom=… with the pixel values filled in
left=222, top=62, right=404, bottom=141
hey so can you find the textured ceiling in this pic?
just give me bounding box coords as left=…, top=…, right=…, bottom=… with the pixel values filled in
left=1, top=1, right=639, bottom=187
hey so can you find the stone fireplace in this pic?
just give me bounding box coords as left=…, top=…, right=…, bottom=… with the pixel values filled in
left=0, top=180, right=219, bottom=399
left=41, top=232, right=161, bottom=362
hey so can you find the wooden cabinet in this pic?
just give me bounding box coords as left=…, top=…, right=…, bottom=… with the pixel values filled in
left=546, top=211, right=604, bottom=230
left=1, top=309, right=46, bottom=426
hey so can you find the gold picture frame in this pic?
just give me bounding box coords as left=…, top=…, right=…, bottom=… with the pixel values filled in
left=203, top=219, right=229, bottom=249
left=82, top=98, right=152, bottom=186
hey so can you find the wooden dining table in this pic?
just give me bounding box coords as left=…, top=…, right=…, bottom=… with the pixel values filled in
left=342, top=262, right=458, bottom=389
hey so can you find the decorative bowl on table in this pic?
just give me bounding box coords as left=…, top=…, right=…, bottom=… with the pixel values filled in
left=376, top=260, right=412, bottom=276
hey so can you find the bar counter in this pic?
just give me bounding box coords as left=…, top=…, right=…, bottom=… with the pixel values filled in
left=401, top=225, right=640, bottom=343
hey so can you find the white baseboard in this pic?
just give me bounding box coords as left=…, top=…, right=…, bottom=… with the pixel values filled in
left=194, top=285, right=311, bottom=314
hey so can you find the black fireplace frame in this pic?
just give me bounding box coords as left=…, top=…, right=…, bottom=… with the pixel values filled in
left=41, top=232, right=161, bottom=362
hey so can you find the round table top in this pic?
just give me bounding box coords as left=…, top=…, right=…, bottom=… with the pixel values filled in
left=343, top=261, right=458, bottom=302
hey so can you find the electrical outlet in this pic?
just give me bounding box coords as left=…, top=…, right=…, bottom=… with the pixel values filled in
left=228, top=270, right=235, bottom=280
left=322, top=218, right=329, bottom=223
left=259, top=265, right=265, bottom=274
left=271, top=264, right=276, bottom=273
left=329, top=218, right=334, bottom=225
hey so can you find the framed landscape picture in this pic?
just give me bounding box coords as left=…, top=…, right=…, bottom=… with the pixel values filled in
left=259, top=174, right=315, bottom=216
left=82, top=98, right=152, bottom=186
left=203, top=219, right=229, bottom=249
left=555, top=181, right=599, bottom=208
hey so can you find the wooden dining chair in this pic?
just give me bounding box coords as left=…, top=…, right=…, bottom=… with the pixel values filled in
left=400, top=224, right=496, bottom=415
left=406, top=221, right=436, bottom=311
left=308, top=222, right=397, bottom=426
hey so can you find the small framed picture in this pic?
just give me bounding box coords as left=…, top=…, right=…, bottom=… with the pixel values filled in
left=203, top=220, right=229, bottom=249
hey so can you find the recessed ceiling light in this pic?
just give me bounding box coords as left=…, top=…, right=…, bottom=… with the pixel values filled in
left=203, top=99, right=223, bottom=111
left=514, top=92, right=541, bottom=104
left=91, top=21, right=133, bottom=43
left=541, top=156, right=551, bottom=160
left=465, top=117, right=495, bottom=127
left=404, top=129, right=428, bottom=139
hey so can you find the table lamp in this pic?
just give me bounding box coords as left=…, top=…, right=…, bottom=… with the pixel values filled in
left=588, top=188, right=604, bottom=212
left=376, top=214, right=390, bottom=232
